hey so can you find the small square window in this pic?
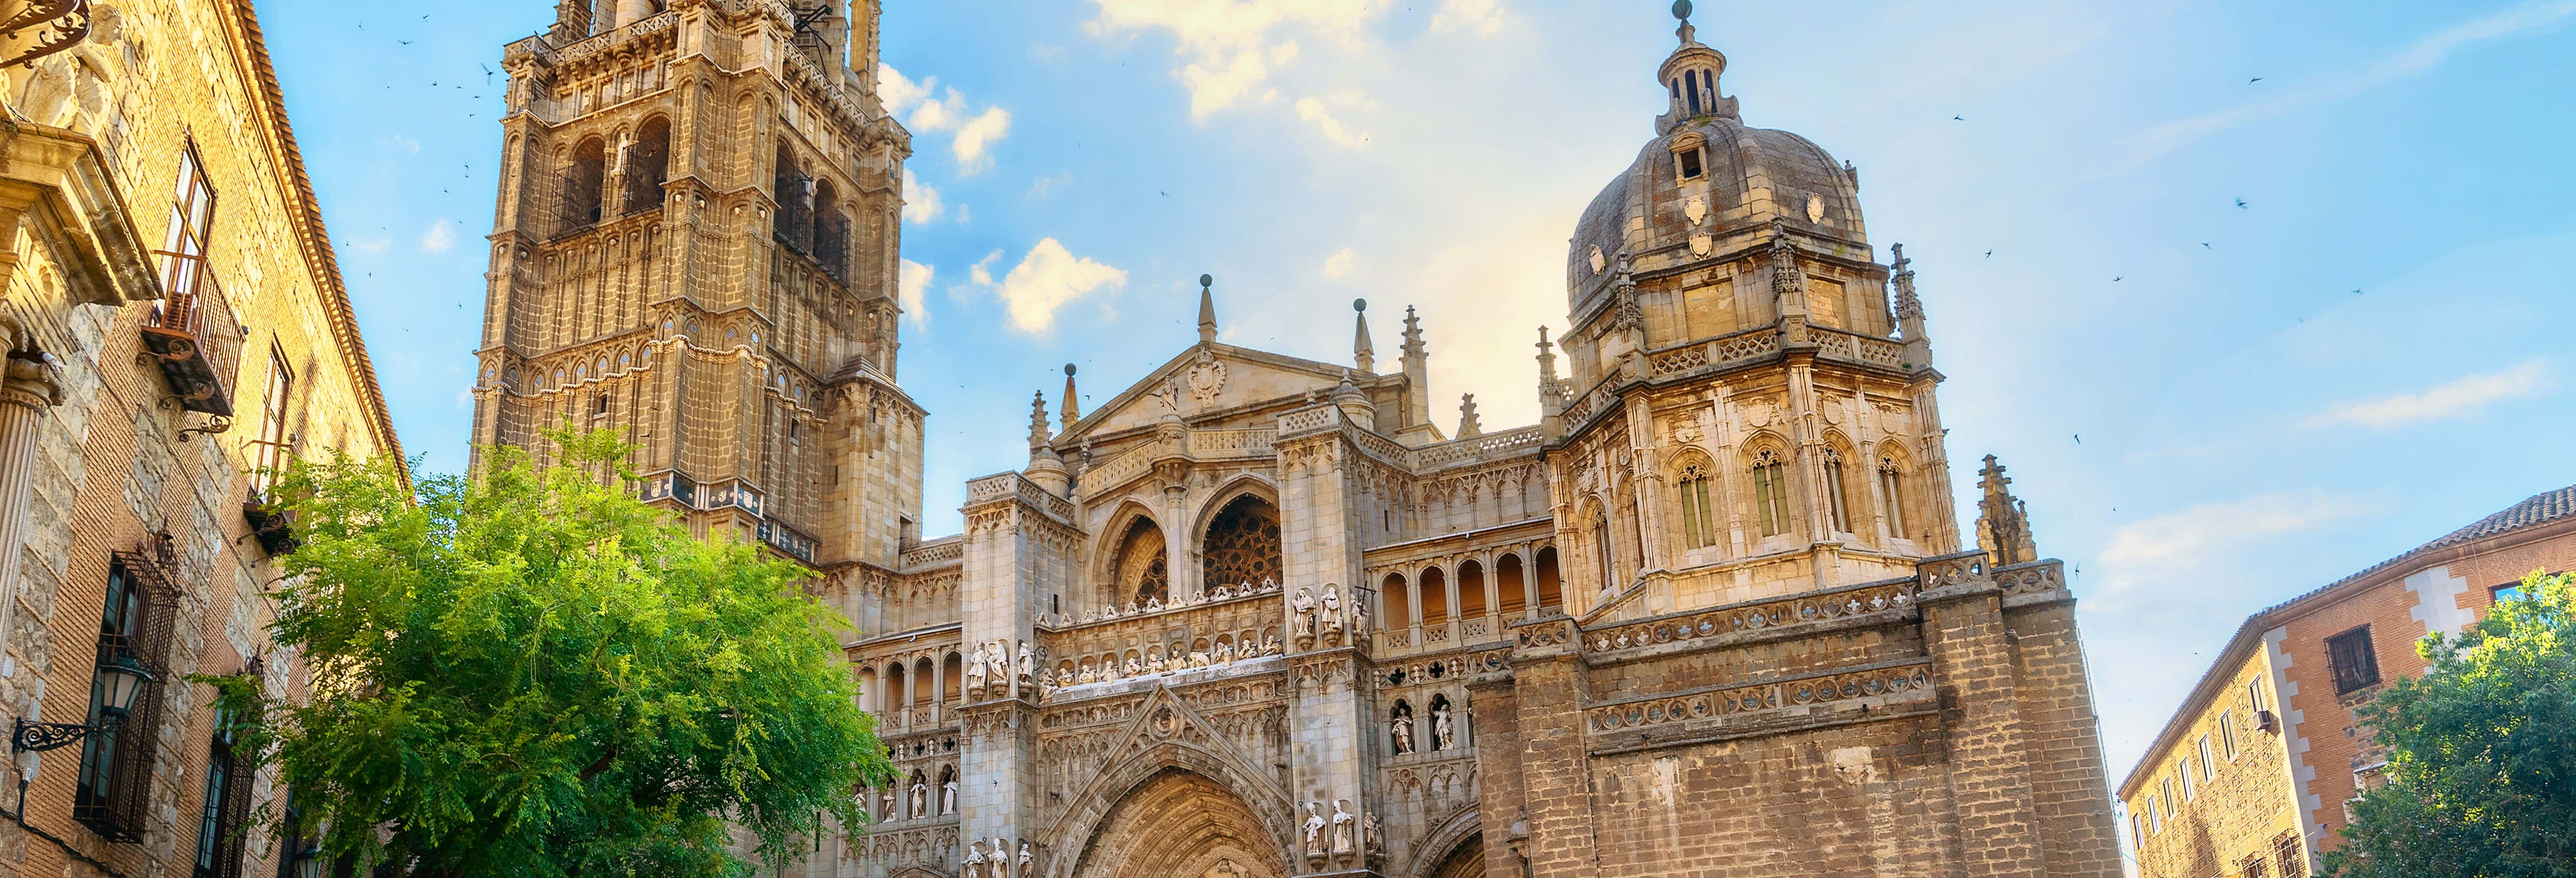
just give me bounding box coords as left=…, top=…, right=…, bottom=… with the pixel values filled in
left=2491, top=582, right=2526, bottom=604
left=2326, top=626, right=2381, bottom=694
left=1677, top=147, right=1704, bottom=180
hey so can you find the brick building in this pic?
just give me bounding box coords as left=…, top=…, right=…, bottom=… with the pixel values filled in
left=0, top=1, right=400, bottom=876
left=2119, top=485, right=2576, bottom=878
left=472, top=2, right=2124, bottom=875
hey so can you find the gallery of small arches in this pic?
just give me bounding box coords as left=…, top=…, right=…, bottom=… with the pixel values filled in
left=1377, top=548, right=1563, bottom=632
left=547, top=118, right=858, bottom=283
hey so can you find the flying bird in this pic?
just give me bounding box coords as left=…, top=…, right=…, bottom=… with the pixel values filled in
left=2201, top=242, right=2210, bottom=249
left=2352, top=289, right=2362, bottom=295
left=398, top=39, right=412, bottom=45
left=2249, top=77, right=2263, bottom=83
left=1951, top=115, right=1964, bottom=121
left=1984, top=249, right=1993, bottom=258
left=2234, top=198, right=2248, bottom=208
left=2112, top=276, right=2122, bottom=281
left=2073, top=434, right=2081, bottom=444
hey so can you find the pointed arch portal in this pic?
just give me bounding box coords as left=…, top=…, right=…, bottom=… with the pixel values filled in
left=1072, top=770, right=1289, bottom=878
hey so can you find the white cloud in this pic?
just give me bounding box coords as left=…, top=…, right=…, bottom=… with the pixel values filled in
left=1086, top=0, right=1383, bottom=117
left=2118, top=1, right=2576, bottom=170
left=2306, top=360, right=2552, bottom=430
left=902, top=168, right=943, bottom=223
left=955, top=204, right=972, bottom=224
left=383, top=134, right=422, bottom=154
left=879, top=64, right=1014, bottom=173
left=972, top=239, right=1129, bottom=335
left=952, top=106, right=1013, bottom=174
left=2095, top=492, right=2381, bottom=600
left=899, top=259, right=934, bottom=327
left=420, top=220, right=455, bottom=254
left=1321, top=247, right=1355, bottom=278
left=878, top=65, right=930, bottom=116
left=1430, top=0, right=1510, bottom=37
left=1027, top=172, right=1072, bottom=198
left=1295, top=97, right=1366, bottom=147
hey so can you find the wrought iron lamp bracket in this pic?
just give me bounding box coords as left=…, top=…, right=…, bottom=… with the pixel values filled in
left=11, top=717, right=114, bottom=754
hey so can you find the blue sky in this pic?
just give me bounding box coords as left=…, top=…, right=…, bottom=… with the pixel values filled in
left=260, top=0, right=2575, bottom=837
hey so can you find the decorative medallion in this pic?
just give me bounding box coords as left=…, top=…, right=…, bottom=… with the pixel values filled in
left=1186, top=349, right=1227, bottom=405
left=1805, top=194, right=1826, bottom=224
left=1744, top=398, right=1775, bottom=428
left=1689, top=234, right=1713, bottom=257
left=1684, top=195, right=1708, bottom=225
left=1588, top=244, right=1607, bottom=275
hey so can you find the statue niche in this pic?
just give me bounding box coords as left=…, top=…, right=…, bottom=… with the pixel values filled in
left=1200, top=494, right=1282, bottom=592
left=1113, top=515, right=1170, bottom=606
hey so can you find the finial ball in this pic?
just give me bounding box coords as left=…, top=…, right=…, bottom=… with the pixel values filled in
left=1064, top=363, right=1077, bottom=376
left=1672, top=0, right=1692, bottom=21
left=1199, top=273, right=1213, bottom=288
left=1353, top=298, right=1367, bottom=312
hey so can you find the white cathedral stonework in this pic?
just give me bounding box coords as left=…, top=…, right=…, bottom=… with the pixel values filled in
left=476, top=3, right=2121, bottom=876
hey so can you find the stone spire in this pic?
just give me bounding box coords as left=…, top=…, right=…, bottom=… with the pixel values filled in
left=1333, top=369, right=1376, bottom=433
left=1027, top=391, right=1051, bottom=450
left=1456, top=393, right=1482, bottom=438
left=1352, top=299, right=1375, bottom=373
left=1975, top=454, right=2039, bottom=567
left=1656, top=0, right=1737, bottom=129
left=1197, top=273, right=1218, bottom=345
left=1026, top=390, right=1070, bottom=495
left=1536, top=326, right=1565, bottom=436
left=1400, top=306, right=1431, bottom=429
left=1059, top=363, right=1081, bottom=429
left=1890, top=244, right=1934, bottom=369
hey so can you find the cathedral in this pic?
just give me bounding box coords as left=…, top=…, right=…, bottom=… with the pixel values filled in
left=470, top=2, right=2122, bottom=875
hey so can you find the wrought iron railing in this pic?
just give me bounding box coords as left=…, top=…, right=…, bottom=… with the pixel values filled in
left=140, top=254, right=242, bottom=417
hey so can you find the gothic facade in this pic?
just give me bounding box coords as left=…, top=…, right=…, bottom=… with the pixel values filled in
left=476, top=4, right=2122, bottom=876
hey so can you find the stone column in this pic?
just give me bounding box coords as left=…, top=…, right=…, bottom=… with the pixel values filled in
left=0, top=347, right=62, bottom=668
left=930, top=651, right=944, bottom=723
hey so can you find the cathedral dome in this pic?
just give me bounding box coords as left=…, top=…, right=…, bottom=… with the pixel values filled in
left=1567, top=4, right=1866, bottom=312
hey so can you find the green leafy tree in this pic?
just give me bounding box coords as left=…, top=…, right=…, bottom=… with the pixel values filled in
left=2323, top=571, right=2576, bottom=878
left=219, top=428, right=890, bottom=876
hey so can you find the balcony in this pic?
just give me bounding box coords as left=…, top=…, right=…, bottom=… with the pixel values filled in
left=139, top=255, right=242, bottom=416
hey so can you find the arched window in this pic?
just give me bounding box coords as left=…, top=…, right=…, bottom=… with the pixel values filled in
left=911, top=656, right=933, bottom=706
left=1111, top=516, right=1168, bottom=605
left=1751, top=448, right=1791, bottom=537
left=563, top=137, right=606, bottom=230
left=1879, top=452, right=1909, bottom=539
left=772, top=141, right=810, bottom=250
left=1200, top=494, right=1282, bottom=590
left=1677, top=463, right=1717, bottom=549
left=884, top=662, right=905, bottom=713
left=1534, top=547, right=1562, bottom=612
left=858, top=666, right=879, bottom=713
left=812, top=177, right=850, bottom=280
left=1821, top=447, right=1852, bottom=533
left=623, top=116, right=670, bottom=215
left=1421, top=566, right=1449, bottom=625
left=1496, top=554, right=1527, bottom=617
left=1382, top=572, right=1411, bottom=629
left=1457, top=559, right=1487, bottom=618
left=941, top=652, right=961, bottom=705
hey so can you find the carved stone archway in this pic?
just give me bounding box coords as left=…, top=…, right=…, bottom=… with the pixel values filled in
left=1071, top=769, right=1290, bottom=878
left=1424, top=831, right=1485, bottom=878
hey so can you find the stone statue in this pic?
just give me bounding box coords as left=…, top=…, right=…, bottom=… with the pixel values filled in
left=910, top=780, right=928, bottom=818
left=1292, top=587, right=1317, bottom=637
left=964, top=644, right=989, bottom=693
left=941, top=779, right=958, bottom=815
left=881, top=788, right=897, bottom=818
left=1302, top=802, right=1326, bottom=855
left=1320, top=583, right=1344, bottom=632
left=1018, top=841, right=1033, bottom=872
left=991, top=838, right=1011, bottom=876
left=1214, top=641, right=1233, bottom=664
left=963, top=840, right=987, bottom=878
left=1125, top=656, right=1146, bottom=677
left=1330, top=800, right=1356, bottom=855
left=1077, top=663, right=1097, bottom=685
left=1363, top=812, right=1384, bottom=854
left=1016, top=640, right=1035, bottom=685
left=1433, top=703, right=1456, bottom=750
left=987, top=640, right=1013, bottom=684
left=1390, top=710, right=1415, bottom=754
left=1147, top=652, right=1167, bottom=674
left=1182, top=650, right=1204, bottom=670
left=1263, top=635, right=1283, bottom=655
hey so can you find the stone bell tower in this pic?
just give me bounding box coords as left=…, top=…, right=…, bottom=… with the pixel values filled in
left=469, top=0, right=924, bottom=571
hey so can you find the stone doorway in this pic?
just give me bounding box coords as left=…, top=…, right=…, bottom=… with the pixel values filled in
left=1427, top=832, right=1485, bottom=878
left=1073, top=769, right=1287, bottom=877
